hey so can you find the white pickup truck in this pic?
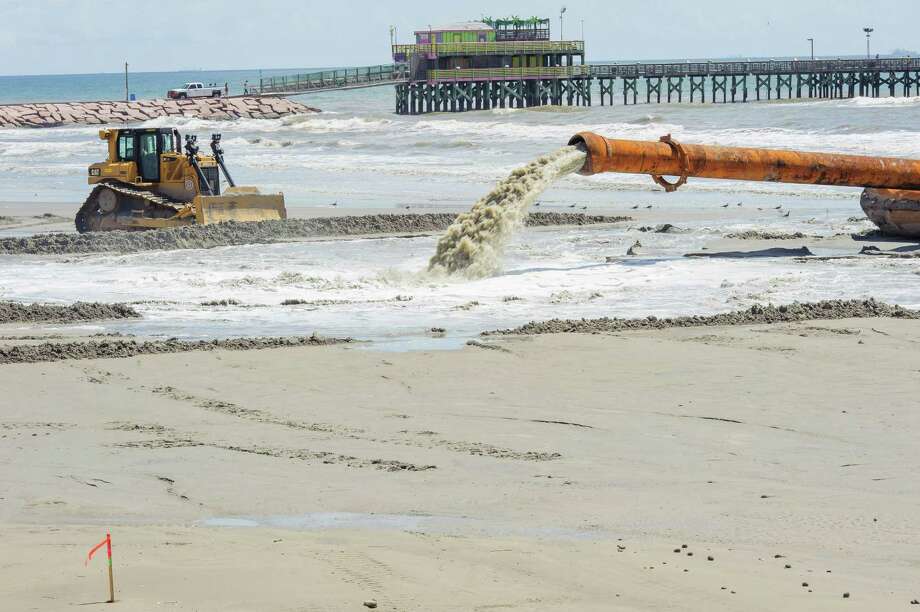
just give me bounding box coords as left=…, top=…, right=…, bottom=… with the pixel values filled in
left=167, top=82, right=223, bottom=99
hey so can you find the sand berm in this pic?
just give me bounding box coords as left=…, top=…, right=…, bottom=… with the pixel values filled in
left=486, top=299, right=919, bottom=335
left=0, top=212, right=631, bottom=256
left=0, top=334, right=350, bottom=365
left=0, top=301, right=139, bottom=324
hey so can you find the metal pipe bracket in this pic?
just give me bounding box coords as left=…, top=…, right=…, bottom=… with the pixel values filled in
left=651, top=134, right=689, bottom=192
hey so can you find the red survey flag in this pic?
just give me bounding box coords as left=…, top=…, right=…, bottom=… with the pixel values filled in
left=85, top=534, right=111, bottom=566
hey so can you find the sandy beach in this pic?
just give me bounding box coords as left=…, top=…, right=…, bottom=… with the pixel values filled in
left=3, top=4, right=920, bottom=610
left=2, top=308, right=920, bottom=610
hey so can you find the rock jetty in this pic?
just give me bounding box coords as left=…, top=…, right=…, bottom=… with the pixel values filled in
left=0, top=97, right=318, bottom=129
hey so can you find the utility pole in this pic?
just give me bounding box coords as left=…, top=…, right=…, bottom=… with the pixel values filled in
left=863, top=27, right=874, bottom=58
left=124, top=62, right=129, bottom=101
left=560, top=6, right=566, bottom=41
left=807, top=38, right=814, bottom=60
left=581, top=19, right=584, bottom=41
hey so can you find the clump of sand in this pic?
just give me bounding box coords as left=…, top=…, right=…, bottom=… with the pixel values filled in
left=428, top=147, right=587, bottom=278
left=725, top=230, right=812, bottom=240
left=0, top=301, right=139, bottom=324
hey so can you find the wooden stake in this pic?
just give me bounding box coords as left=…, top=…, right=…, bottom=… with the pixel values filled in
left=106, top=533, right=115, bottom=603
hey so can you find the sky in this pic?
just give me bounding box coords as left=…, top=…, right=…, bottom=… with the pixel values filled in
left=0, top=0, right=917, bottom=76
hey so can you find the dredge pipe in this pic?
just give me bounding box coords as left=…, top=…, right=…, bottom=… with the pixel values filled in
left=569, top=132, right=920, bottom=191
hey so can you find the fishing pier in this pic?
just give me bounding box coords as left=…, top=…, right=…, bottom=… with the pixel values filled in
left=255, top=16, right=920, bottom=114
left=592, top=57, right=920, bottom=105
left=390, top=17, right=919, bottom=114
left=255, top=64, right=409, bottom=96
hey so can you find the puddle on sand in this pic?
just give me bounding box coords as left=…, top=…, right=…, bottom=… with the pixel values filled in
left=202, top=511, right=606, bottom=541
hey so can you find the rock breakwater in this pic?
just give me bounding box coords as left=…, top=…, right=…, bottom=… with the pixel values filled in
left=0, top=97, right=318, bottom=128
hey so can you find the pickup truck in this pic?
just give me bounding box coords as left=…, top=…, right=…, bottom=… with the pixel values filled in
left=167, top=83, right=223, bottom=99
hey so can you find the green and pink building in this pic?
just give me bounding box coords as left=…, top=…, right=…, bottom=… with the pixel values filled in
left=392, top=17, right=588, bottom=114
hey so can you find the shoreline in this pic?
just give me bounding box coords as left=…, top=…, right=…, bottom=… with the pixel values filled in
left=0, top=298, right=915, bottom=362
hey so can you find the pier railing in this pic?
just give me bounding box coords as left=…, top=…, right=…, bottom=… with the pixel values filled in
left=428, top=65, right=591, bottom=82
left=256, top=64, right=409, bottom=95
left=590, top=57, right=920, bottom=78
left=393, top=40, right=584, bottom=59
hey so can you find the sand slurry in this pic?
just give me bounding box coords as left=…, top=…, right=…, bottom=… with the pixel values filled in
left=0, top=212, right=630, bottom=256
left=429, top=147, right=588, bottom=277
left=486, top=299, right=919, bottom=335
left=0, top=333, right=349, bottom=365
left=0, top=301, right=139, bottom=324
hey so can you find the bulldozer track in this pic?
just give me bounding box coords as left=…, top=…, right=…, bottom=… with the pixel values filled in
left=75, top=182, right=185, bottom=233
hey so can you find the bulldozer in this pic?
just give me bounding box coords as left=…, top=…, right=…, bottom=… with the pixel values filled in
left=76, top=128, right=286, bottom=232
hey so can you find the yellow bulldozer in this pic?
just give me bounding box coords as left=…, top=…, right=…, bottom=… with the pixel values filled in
left=76, top=128, right=286, bottom=232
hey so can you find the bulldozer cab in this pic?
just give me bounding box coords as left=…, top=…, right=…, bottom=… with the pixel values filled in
left=91, top=128, right=222, bottom=200
left=108, top=128, right=182, bottom=183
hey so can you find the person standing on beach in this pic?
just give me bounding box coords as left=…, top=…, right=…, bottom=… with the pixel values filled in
left=224, top=82, right=229, bottom=96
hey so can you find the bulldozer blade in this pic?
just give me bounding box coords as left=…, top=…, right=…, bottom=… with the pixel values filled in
left=195, top=191, right=287, bottom=225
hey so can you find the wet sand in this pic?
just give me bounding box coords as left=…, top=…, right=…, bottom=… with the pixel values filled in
left=2, top=311, right=920, bottom=610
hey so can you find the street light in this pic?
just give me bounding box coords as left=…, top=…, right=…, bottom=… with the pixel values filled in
left=863, top=27, right=874, bottom=59
left=807, top=38, right=814, bottom=60
left=560, top=6, right=567, bottom=41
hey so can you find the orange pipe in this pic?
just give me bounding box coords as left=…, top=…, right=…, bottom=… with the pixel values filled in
left=569, top=132, right=920, bottom=190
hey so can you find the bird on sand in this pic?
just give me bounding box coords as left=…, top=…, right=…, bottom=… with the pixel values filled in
left=721, top=203, right=730, bottom=208
left=568, top=204, right=577, bottom=208
left=774, top=205, right=783, bottom=210
left=737, top=202, right=742, bottom=207
left=404, top=205, right=411, bottom=209
left=331, top=201, right=338, bottom=207
left=580, top=206, right=588, bottom=210
left=782, top=211, right=791, bottom=217
left=645, top=205, right=653, bottom=209
left=631, top=204, right=639, bottom=209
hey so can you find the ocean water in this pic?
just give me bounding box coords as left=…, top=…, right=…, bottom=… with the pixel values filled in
left=2, top=84, right=919, bottom=207
left=0, top=68, right=327, bottom=104
left=0, top=82, right=919, bottom=345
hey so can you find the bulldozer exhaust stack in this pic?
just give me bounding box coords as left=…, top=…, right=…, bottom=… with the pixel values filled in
left=568, top=132, right=920, bottom=238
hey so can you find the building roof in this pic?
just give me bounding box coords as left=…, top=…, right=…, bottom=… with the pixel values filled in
left=415, top=21, right=493, bottom=34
